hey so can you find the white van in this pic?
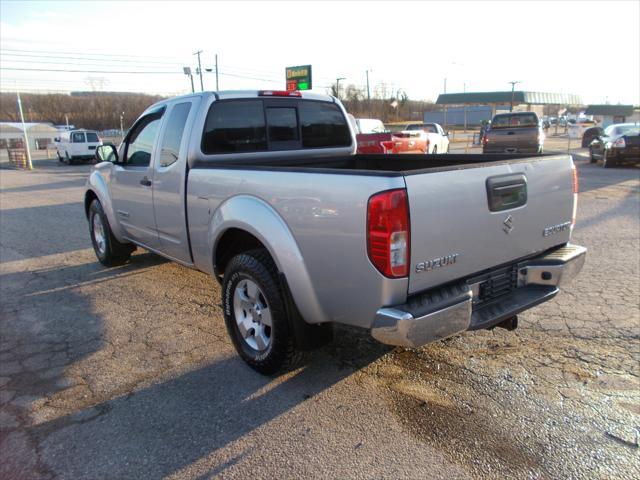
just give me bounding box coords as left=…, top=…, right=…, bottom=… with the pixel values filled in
left=56, top=130, right=102, bottom=164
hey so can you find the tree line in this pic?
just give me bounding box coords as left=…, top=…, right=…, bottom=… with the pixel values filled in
left=0, top=92, right=163, bottom=131
left=328, top=83, right=438, bottom=122
left=0, top=86, right=440, bottom=130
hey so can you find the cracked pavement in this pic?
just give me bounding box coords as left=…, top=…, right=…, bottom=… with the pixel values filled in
left=0, top=154, right=638, bottom=479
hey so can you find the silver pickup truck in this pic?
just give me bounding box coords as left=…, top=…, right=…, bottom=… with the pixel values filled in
left=85, top=90, right=586, bottom=374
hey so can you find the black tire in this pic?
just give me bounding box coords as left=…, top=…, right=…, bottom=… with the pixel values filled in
left=88, top=200, right=135, bottom=267
left=222, top=249, right=300, bottom=375
left=65, top=152, right=73, bottom=165
left=589, top=147, right=597, bottom=163
left=603, top=151, right=615, bottom=168
left=57, top=151, right=64, bottom=162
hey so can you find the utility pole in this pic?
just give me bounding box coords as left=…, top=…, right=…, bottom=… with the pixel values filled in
left=215, top=54, right=219, bottom=91
left=183, top=67, right=195, bottom=93
left=194, top=50, right=204, bottom=91
left=366, top=70, right=371, bottom=116
left=65, top=114, right=69, bottom=130
left=509, top=80, right=521, bottom=112
left=335, top=77, right=345, bottom=99
left=120, top=111, right=125, bottom=138
left=443, top=77, right=447, bottom=130
left=16, top=91, right=33, bottom=170
left=463, top=82, right=467, bottom=133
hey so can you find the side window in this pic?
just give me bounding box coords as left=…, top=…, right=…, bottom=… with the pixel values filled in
left=86, top=132, right=99, bottom=142
left=159, top=102, right=192, bottom=167
left=299, top=101, right=351, bottom=148
left=125, top=117, right=162, bottom=167
left=266, top=107, right=298, bottom=142
left=72, top=132, right=85, bottom=143
left=202, top=100, right=266, bottom=154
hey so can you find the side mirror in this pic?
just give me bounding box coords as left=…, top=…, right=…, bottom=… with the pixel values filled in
left=96, top=143, right=118, bottom=163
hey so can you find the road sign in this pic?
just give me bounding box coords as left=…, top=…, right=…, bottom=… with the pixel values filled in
left=285, top=65, right=312, bottom=91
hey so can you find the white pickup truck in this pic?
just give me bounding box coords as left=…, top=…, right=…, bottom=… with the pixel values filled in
left=85, top=90, right=586, bottom=374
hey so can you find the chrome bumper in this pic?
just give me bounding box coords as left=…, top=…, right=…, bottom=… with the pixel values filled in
left=371, top=244, right=586, bottom=348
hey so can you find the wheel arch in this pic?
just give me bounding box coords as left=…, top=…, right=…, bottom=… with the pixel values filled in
left=210, top=195, right=329, bottom=325
left=84, top=170, right=126, bottom=242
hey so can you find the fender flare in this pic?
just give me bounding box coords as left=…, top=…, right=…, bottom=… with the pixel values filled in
left=85, top=169, right=126, bottom=243
left=210, top=194, right=329, bottom=325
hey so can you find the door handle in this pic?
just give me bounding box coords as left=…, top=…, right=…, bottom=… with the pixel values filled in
left=140, top=177, right=152, bottom=187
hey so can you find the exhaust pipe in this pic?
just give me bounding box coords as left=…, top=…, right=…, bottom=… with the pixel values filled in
left=493, top=315, right=518, bottom=331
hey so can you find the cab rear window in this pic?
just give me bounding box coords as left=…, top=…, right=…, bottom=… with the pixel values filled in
left=202, top=100, right=267, bottom=154
left=201, top=99, right=351, bottom=154
left=299, top=101, right=351, bottom=148
left=492, top=114, right=539, bottom=128
left=86, top=132, right=99, bottom=142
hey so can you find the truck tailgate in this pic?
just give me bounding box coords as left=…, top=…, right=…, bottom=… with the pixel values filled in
left=488, top=127, right=539, bottom=149
left=405, top=155, right=575, bottom=294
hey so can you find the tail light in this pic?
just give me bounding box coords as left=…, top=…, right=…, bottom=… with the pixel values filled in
left=258, top=90, right=301, bottom=97
left=482, top=135, right=489, bottom=145
left=380, top=140, right=394, bottom=153
left=613, top=137, right=626, bottom=148
left=571, top=163, right=579, bottom=227
left=367, top=189, right=410, bottom=278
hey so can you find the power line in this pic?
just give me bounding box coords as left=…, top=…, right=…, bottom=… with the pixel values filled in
left=0, top=47, right=187, bottom=61
left=2, top=67, right=182, bottom=74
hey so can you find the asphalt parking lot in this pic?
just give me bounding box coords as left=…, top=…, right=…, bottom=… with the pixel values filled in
left=1, top=153, right=639, bottom=479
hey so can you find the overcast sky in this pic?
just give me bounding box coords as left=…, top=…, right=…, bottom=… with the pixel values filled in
left=1, top=0, right=639, bottom=105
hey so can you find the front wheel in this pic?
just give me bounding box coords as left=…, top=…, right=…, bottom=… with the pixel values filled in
left=222, top=249, right=300, bottom=375
left=589, top=147, right=597, bottom=163
left=89, top=200, right=135, bottom=267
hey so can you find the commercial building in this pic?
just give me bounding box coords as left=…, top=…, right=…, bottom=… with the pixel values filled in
left=584, top=105, right=638, bottom=128
left=0, top=122, right=59, bottom=150
left=429, top=91, right=582, bottom=127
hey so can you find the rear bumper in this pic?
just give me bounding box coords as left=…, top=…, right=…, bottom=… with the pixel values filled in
left=483, top=146, right=542, bottom=154
left=608, top=147, right=640, bottom=162
left=371, top=243, right=586, bottom=348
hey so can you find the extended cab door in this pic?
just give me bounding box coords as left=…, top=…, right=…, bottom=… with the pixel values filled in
left=110, top=108, right=164, bottom=250
left=151, top=98, right=199, bottom=263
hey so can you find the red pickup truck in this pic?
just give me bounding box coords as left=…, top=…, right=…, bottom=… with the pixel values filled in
left=351, top=117, right=429, bottom=154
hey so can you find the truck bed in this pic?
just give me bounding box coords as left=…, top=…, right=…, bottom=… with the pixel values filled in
left=191, top=152, right=552, bottom=175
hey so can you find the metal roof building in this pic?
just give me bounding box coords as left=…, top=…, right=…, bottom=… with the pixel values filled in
left=584, top=105, right=634, bottom=116
left=436, top=91, right=582, bottom=106
left=0, top=122, right=59, bottom=150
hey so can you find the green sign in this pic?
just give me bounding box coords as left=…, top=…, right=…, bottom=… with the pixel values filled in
left=286, top=65, right=312, bottom=91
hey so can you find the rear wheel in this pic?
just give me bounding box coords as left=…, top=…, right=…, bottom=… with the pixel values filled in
left=222, top=249, right=300, bottom=375
left=603, top=151, right=615, bottom=168
left=89, top=200, right=135, bottom=266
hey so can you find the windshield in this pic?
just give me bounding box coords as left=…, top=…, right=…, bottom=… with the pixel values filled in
left=407, top=124, right=437, bottom=133
left=357, top=119, right=386, bottom=134
left=385, top=124, right=409, bottom=133
left=491, top=113, right=539, bottom=128
left=605, top=124, right=640, bottom=137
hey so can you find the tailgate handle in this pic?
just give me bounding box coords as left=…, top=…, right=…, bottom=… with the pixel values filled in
left=486, top=174, right=527, bottom=212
